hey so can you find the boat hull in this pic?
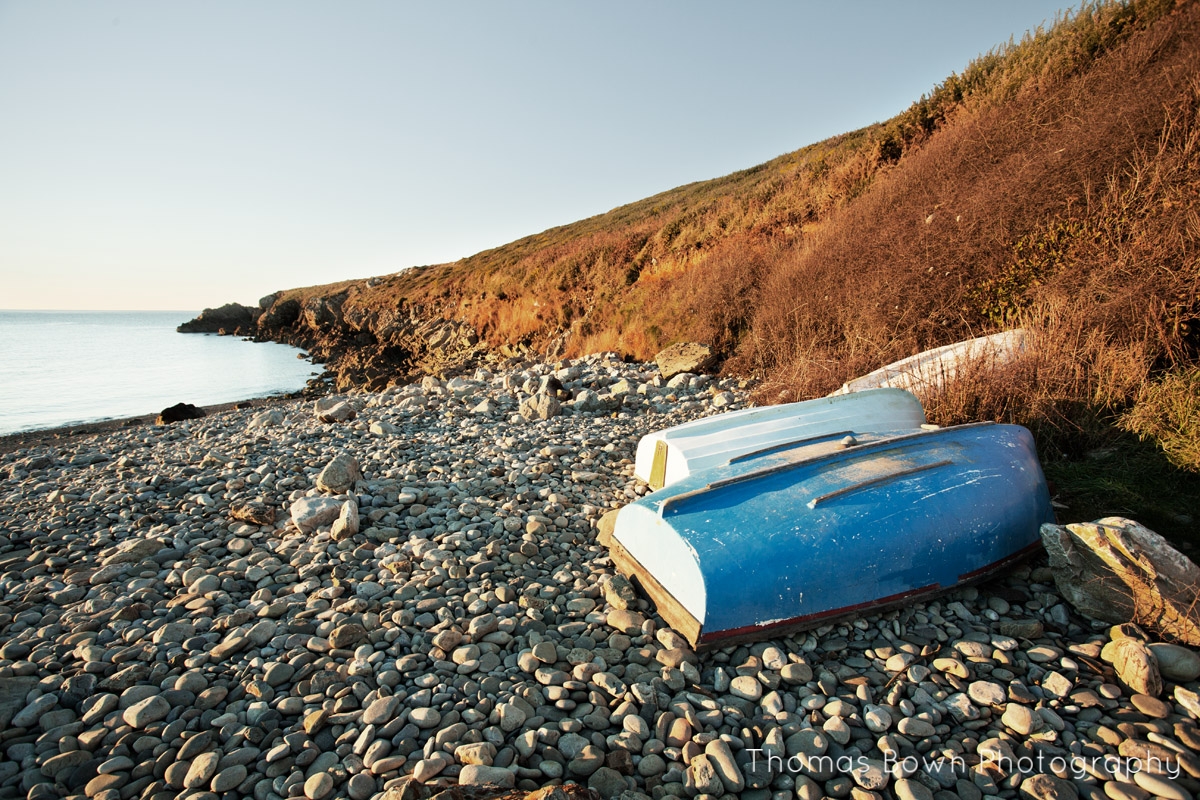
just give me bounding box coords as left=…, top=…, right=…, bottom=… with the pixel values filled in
left=611, top=423, right=1054, bottom=650
left=834, top=330, right=1027, bottom=396
left=633, top=388, right=926, bottom=490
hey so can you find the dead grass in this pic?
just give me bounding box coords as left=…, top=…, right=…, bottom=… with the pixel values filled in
left=749, top=5, right=1200, bottom=399
left=276, top=0, right=1185, bottom=374
left=903, top=74, right=1200, bottom=456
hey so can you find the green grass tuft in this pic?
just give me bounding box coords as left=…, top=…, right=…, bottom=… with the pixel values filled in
left=1122, top=367, right=1200, bottom=472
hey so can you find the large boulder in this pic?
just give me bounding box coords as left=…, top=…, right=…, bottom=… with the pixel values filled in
left=654, top=342, right=716, bottom=380
left=290, top=497, right=344, bottom=533
left=520, top=393, right=561, bottom=421
left=316, top=453, right=362, bottom=494
left=1041, top=517, right=1200, bottom=645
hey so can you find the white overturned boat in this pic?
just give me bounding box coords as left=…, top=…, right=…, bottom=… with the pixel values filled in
left=833, top=329, right=1026, bottom=395
left=633, top=388, right=926, bottom=490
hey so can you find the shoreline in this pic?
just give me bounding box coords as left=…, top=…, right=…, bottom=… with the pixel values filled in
left=0, top=392, right=302, bottom=457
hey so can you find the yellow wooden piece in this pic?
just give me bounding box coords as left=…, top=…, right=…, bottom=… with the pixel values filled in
left=649, top=439, right=669, bottom=490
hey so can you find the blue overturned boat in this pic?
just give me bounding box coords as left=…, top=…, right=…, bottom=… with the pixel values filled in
left=609, top=422, right=1054, bottom=650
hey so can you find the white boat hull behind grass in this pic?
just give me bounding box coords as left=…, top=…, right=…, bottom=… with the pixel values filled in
left=833, top=329, right=1027, bottom=396
left=633, top=388, right=926, bottom=490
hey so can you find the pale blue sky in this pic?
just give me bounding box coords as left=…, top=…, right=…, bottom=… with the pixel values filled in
left=0, top=2, right=1072, bottom=310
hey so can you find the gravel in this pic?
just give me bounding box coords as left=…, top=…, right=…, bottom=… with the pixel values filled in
left=1, top=353, right=1199, bottom=800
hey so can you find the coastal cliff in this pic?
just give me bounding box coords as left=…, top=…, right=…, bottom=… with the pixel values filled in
left=182, top=0, right=1200, bottom=530
left=181, top=284, right=499, bottom=392
left=183, top=0, right=1200, bottom=413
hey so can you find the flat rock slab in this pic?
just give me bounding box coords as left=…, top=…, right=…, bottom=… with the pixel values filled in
left=654, top=342, right=716, bottom=380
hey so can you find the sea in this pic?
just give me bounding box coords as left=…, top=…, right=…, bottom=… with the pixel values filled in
left=0, top=310, right=319, bottom=436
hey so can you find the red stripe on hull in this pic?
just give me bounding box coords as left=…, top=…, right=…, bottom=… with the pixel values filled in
left=697, top=539, right=1043, bottom=648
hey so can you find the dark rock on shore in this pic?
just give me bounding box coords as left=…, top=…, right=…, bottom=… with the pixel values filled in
left=177, top=302, right=259, bottom=334
left=259, top=297, right=301, bottom=329
left=155, top=402, right=206, bottom=424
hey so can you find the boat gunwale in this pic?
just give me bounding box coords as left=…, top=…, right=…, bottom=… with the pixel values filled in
left=653, top=387, right=922, bottom=440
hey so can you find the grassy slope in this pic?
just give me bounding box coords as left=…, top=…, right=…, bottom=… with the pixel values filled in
left=272, top=0, right=1200, bottom=539
left=276, top=0, right=1184, bottom=359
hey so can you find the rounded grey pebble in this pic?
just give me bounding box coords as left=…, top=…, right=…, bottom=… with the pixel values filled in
left=347, top=773, right=376, bottom=800
left=210, top=765, right=247, bottom=793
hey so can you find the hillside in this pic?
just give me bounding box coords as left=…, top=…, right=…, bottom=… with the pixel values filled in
left=186, top=0, right=1200, bottom=533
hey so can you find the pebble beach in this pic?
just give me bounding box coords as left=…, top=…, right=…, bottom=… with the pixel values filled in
left=3, top=353, right=1200, bottom=800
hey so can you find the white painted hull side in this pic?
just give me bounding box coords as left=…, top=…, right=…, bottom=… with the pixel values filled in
left=633, top=388, right=926, bottom=489
left=833, top=329, right=1027, bottom=396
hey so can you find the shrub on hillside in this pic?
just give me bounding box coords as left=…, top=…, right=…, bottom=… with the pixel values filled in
left=1123, top=368, right=1200, bottom=471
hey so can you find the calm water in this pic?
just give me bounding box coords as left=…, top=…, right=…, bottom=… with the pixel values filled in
left=0, top=311, right=318, bottom=435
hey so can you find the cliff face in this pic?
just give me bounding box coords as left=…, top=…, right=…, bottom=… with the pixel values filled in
left=182, top=285, right=507, bottom=392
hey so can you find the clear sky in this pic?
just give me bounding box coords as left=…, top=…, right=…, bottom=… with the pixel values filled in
left=0, top=1, right=1073, bottom=311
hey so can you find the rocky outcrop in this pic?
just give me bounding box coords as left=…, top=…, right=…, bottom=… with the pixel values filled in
left=257, top=297, right=300, bottom=330
left=177, top=302, right=259, bottom=335
left=1041, top=517, right=1200, bottom=645
left=183, top=285, right=497, bottom=393
left=302, top=292, right=348, bottom=332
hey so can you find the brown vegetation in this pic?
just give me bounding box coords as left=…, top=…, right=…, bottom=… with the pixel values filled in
left=270, top=0, right=1189, bottom=370
left=909, top=73, right=1200, bottom=448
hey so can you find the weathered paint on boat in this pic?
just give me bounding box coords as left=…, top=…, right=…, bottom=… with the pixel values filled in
left=610, top=423, right=1054, bottom=650
left=633, top=388, right=926, bottom=490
